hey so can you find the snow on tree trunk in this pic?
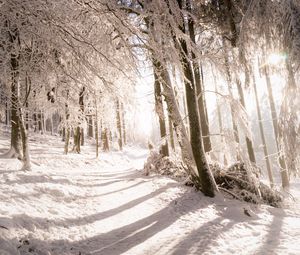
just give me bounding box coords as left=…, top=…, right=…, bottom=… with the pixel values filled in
left=18, top=103, right=31, bottom=171
left=102, top=128, right=109, bottom=152
left=121, top=102, right=126, bottom=145
left=116, top=99, right=123, bottom=151
left=187, top=12, right=212, bottom=153
left=252, top=67, right=274, bottom=187
left=177, top=0, right=217, bottom=197
left=153, top=61, right=169, bottom=157
left=263, top=58, right=289, bottom=188
left=168, top=114, right=175, bottom=151
left=236, top=79, right=256, bottom=164
left=2, top=20, right=21, bottom=159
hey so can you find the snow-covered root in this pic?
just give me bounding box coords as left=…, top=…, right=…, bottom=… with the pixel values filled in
left=20, top=161, right=31, bottom=171
left=0, top=147, right=31, bottom=171
left=0, top=147, right=20, bottom=159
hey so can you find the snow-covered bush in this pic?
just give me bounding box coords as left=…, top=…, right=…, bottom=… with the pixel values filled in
left=144, top=152, right=282, bottom=207
left=144, top=151, right=188, bottom=181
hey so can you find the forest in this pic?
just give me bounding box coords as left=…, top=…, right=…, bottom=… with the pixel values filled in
left=0, top=0, right=299, bottom=254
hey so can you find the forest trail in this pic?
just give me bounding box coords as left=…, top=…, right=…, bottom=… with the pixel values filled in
left=0, top=132, right=300, bottom=255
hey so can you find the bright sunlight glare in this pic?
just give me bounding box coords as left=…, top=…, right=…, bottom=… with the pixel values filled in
left=267, top=53, right=287, bottom=65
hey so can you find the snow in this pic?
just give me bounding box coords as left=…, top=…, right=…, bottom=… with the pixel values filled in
left=1, top=132, right=300, bottom=255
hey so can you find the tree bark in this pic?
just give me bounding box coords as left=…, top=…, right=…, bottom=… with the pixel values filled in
left=153, top=61, right=169, bottom=157
left=252, top=69, right=273, bottom=187
left=64, top=101, right=70, bottom=154
left=88, top=116, right=93, bottom=138
left=263, top=61, right=289, bottom=187
left=168, top=114, right=175, bottom=151
left=212, top=68, right=228, bottom=165
left=223, top=41, right=240, bottom=161
left=187, top=14, right=212, bottom=152
left=116, top=99, right=123, bottom=151
left=95, top=95, right=99, bottom=157
left=73, top=127, right=81, bottom=153
left=155, top=61, right=198, bottom=180
left=121, top=102, right=126, bottom=145
left=236, top=79, right=256, bottom=163
left=18, top=103, right=31, bottom=170
left=8, top=21, right=21, bottom=158
left=177, top=0, right=217, bottom=197
left=102, top=128, right=109, bottom=151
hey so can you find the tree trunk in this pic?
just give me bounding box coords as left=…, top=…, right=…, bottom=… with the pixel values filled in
left=116, top=99, right=123, bottom=151
left=168, top=114, right=175, bottom=151
left=121, top=102, right=126, bottom=145
left=10, top=76, right=21, bottom=158
left=64, top=127, right=70, bottom=155
left=95, top=95, right=99, bottom=157
left=156, top=61, right=198, bottom=179
left=79, top=87, right=85, bottom=145
left=188, top=15, right=212, bottom=152
left=64, top=102, right=70, bottom=154
left=236, top=79, right=256, bottom=163
left=25, top=75, right=30, bottom=130
left=263, top=62, right=289, bottom=187
left=212, top=69, right=228, bottom=165
left=8, top=22, right=21, bottom=158
left=81, top=128, right=84, bottom=146
left=102, top=128, right=109, bottom=151
left=223, top=40, right=240, bottom=161
left=73, top=127, right=81, bottom=153
left=5, top=100, right=10, bottom=126
left=177, top=0, right=217, bottom=197
left=18, top=104, right=31, bottom=170
left=252, top=70, right=274, bottom=187
left=153, top=61, right=169, bottom=157
left=88, top=116, right=93, bottom=138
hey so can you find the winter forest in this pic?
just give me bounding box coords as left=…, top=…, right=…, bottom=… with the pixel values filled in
left=0, top=0, right=299, bottom=254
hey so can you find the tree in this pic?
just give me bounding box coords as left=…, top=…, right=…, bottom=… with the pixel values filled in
left=153, top=61, right=169, bottom=157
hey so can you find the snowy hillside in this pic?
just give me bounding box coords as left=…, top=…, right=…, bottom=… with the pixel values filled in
left=1, top=132, right=300, bottom=255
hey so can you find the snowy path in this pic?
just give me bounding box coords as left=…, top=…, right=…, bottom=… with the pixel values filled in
left=1, top=133, right=300, bottom=255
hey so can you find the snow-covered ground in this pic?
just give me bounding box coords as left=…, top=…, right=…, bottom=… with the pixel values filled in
left=0, top=131, right=300, bottom=255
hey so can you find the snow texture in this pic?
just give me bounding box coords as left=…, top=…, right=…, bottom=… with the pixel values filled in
left=0, top=132, right=300, bottom=255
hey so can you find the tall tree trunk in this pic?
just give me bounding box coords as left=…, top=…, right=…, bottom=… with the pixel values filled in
left=263, top=61, right=289, bottom=187
left=88, top=116, right=93, bottom=138
left=212, top=69, right=228, bottom=165
left=18, top=104, right=31, bottom=170
left=73, top=127, right=81, bottom=153
left=223, top=41, right=240, bottom=161
left=177, top=0, right=216, bottom=197
left=116, top=99, right=123, bottom=151
left=121, top=102, right=126, bottom=145
left=153, top=61, right=169, bottom=157
left=102, top=127, right=109, bottom=151
left=73, top=87, right=85, bottom=153
left=79, top=87, right=85, bottom=146
left=187, top=15, right=212, bottom=152
left=64, top=127, right=70, bottom=155
left=10, top=76, right=21, bottom=158
left=236, top=79, right=256, bottom=163
left=168, top=114, right=175, bottom=151
left=7, top=21, right=21, bottom=158
left=25, top=74, right=30, bottom=130
left=64, top=102, right=70, bottom=154
left=252, top=70, right=274, bottom=187
left=155, top=61, right=198, bottom=182
left=95, top=95, right=99, bottom=157
left=5, top=100, right=10, bottom=126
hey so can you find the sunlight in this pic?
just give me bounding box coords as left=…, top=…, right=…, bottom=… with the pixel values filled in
left=267, top=53, right=287, bottom=65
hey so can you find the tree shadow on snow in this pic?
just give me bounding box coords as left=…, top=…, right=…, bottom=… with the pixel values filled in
left=5, top=182, right=178, bottom=234
left=14, top=189, right=212, bottom=255
left=255, top=209, right=285, bottom=255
